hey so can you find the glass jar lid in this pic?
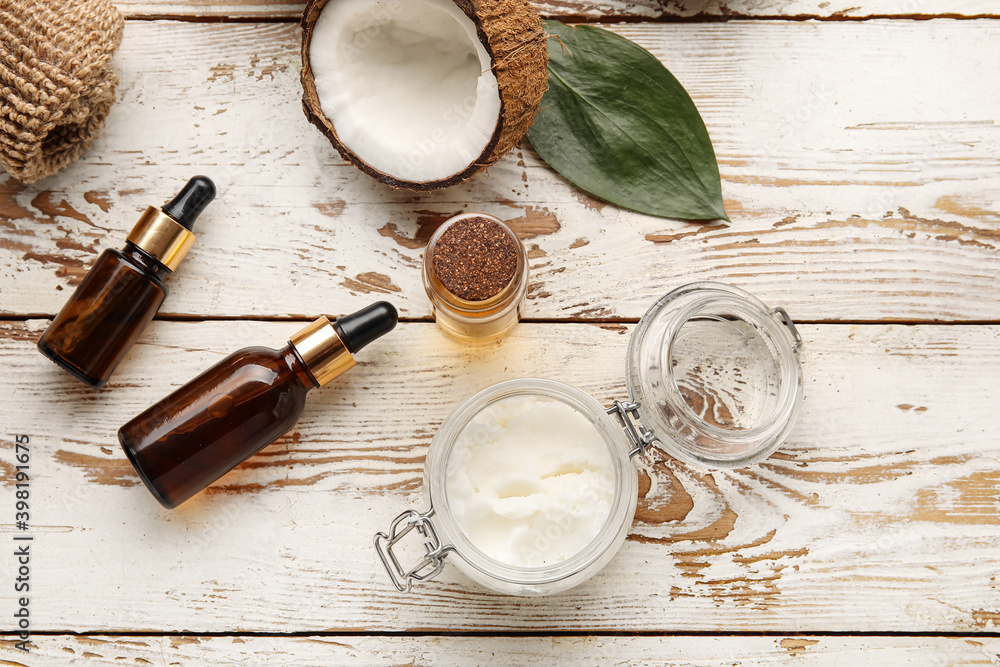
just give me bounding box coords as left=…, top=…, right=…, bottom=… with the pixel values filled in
left=625, top=282, right=803, bottom=469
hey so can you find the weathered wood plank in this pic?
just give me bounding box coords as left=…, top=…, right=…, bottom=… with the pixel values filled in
left=1, top=320, right=998, bottom=632
left=2, top=21, right=997, bottom=321
left=1, top=635, right=998, bottom=665
left=114, top=0, right=1000, bottom=20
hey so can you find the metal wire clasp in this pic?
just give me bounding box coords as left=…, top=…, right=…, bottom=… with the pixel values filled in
left=374, top=508, right=453, bottom=593
left=606, top=400, right=658, bottom=459
left=770, top=306, right=803, bottom=351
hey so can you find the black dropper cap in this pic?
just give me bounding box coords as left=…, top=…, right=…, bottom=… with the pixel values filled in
left=162, top=176, right=216, bottom=230
left=334, top=301, right=398, bottom=354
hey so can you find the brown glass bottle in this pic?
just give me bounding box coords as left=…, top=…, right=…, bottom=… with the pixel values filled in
left=37, top=176, right=216, bottom=388
left=120, top=345, right=314, bottom=508
left=119, top=302, right=398, bottom=509
left=38, top=245, right=170, bottom=387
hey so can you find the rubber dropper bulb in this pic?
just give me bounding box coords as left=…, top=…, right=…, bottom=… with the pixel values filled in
left=334, top=302, right=399, bottom=354
left=162, top=175, right=217, bottom=230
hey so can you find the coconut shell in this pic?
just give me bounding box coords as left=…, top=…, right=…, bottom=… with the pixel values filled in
left=300, top=0, right=548, bottom=191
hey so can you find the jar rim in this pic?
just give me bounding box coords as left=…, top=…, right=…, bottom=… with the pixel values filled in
left=425, top=378, right=638, bottom=587
left=626, top=282, right=803, bottom=468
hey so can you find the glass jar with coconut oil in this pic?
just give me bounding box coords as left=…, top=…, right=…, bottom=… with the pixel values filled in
left=376, top=282, right=804, bottom=596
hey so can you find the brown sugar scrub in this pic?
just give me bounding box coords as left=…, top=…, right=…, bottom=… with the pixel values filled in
left=423, top=213, right=528, bottom=342
left=432, top=216, right=519, bottom=301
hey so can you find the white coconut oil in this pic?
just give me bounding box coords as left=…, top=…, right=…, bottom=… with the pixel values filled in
left=444, top=395, right=616, bottom=568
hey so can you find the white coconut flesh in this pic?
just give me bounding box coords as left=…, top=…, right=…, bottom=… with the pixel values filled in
left=309, top=0, right=501, bottom=183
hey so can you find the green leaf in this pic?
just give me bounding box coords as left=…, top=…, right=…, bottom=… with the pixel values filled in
left=528, top=20, right=729, bottom=223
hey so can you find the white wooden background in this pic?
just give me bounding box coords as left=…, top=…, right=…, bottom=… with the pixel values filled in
left=1, top=0, right=998, bottom=664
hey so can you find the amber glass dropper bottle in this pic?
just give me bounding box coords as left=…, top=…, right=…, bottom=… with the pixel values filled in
left=37, top=176, right=217, bottom=388
left=118, top=301, right=398, bottom=509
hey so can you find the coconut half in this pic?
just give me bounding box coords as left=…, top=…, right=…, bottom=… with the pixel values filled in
left=301, top=0, right=547, bottom=190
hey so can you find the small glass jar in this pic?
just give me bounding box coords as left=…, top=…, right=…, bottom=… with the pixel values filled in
left=376, top=282, right=803, bottom=596
left=422, top=213, right=528, bottom=343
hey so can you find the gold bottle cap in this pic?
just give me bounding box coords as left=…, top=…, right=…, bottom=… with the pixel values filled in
left=289, top=316, right=356, bottom=387
left=126, top=206, right=196, bottom=272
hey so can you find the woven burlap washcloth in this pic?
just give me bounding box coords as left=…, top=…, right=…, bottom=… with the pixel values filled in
left=0, top=0, right=124, bottom=183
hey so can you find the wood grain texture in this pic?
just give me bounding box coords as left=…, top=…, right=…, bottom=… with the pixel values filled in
left=1, top=320, right=998, bottom=633
left=1, top=21, right=998, bottom=321
left=113, top=0, right=1000, bottom=20
left=1, top=635, right=998, bottom=665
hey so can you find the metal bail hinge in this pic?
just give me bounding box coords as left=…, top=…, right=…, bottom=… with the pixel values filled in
left=374, top=508, right=452, bottom=593
left=770, top=306, right=803, bottom=351
left=606, top=400, right=657, bottom=459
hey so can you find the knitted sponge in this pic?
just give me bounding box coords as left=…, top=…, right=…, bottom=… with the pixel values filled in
left=0, top=0, right=124, bottom=183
